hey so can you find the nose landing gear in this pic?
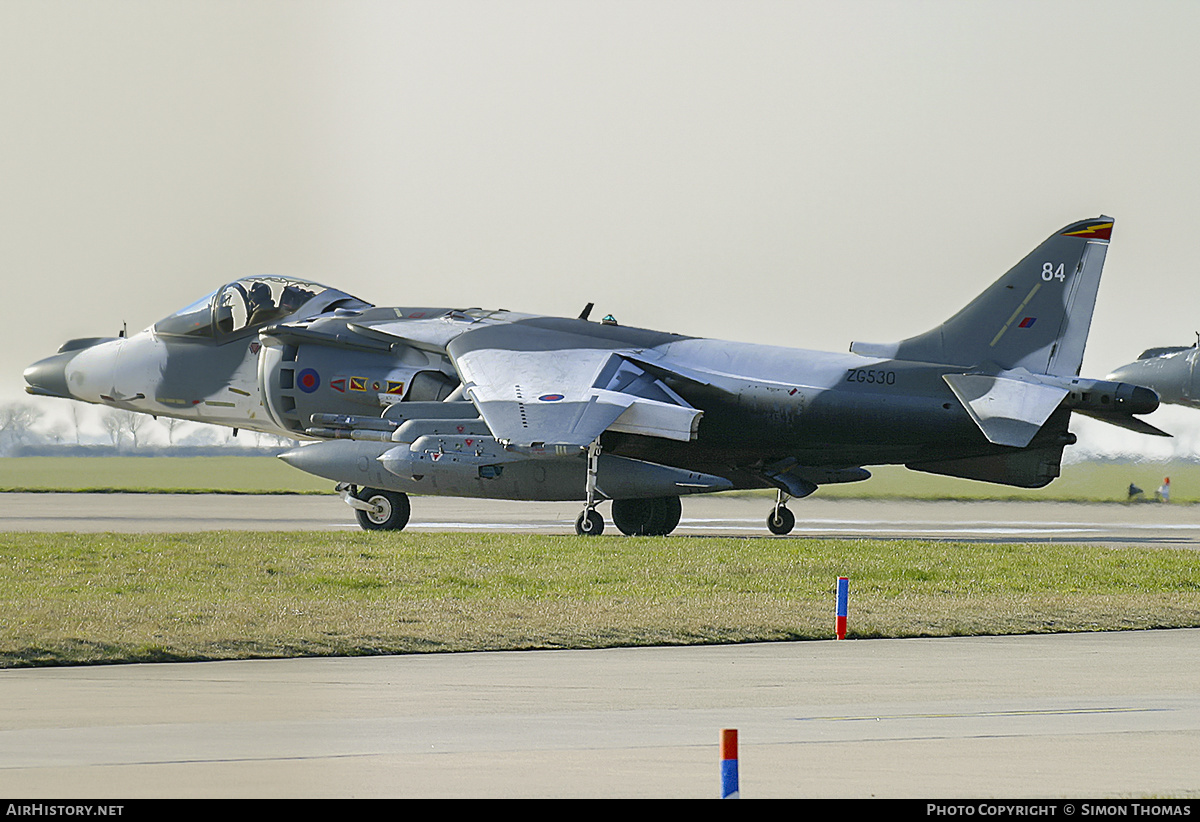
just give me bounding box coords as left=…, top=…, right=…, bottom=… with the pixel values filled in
left=340, top=484, right=411, bottom=531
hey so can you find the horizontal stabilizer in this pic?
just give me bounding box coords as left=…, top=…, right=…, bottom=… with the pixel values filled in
left=943, top=373, right=1069, bottom=448
left=1073, top=410, right=1172, bottom=438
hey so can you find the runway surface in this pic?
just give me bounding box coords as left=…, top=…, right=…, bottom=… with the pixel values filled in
left=3, top=493, right=1198, bottom=797
left=0, top=630, right=1197, bottom=798
left=3, top=492, right=1200, bottom=548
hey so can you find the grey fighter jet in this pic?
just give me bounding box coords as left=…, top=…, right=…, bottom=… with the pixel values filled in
left=25, top=217, right=1167, bottom=536
left=1107, top=339, right=1200, bottom=410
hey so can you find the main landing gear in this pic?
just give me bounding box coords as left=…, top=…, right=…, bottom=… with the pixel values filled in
left=611, top=496, right=682, bottom=536
left=767, top=489, right=795, bottom=535
left=573, top=439, right=683, bottom=537
left=340, top=484, right=411, bottom=531
left=576, top=497, right=683, bottom=536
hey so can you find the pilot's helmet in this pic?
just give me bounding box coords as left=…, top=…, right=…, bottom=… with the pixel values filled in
left=249, top=282, right=273, bottom=308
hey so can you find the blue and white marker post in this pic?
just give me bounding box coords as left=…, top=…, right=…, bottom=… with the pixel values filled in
left=720, top=728, right=739, bottom=798
left=836, top=576, right=849, bottom=640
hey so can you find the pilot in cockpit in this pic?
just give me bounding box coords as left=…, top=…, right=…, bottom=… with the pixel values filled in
left=247, top=282, right=278, bottom=325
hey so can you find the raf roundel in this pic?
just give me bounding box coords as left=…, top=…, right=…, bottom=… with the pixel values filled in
left=538, top=393, right=565, bottom=402
left=297, top=368, right=321, bottom=394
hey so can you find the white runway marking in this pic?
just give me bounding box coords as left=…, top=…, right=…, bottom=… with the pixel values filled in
left=3, top=494, right=1198, bottom=548
left=392, top=516, right=1200, bottom=543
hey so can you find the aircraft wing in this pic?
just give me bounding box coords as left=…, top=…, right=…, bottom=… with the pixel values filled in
left=447, top=325, right=702, bottom=448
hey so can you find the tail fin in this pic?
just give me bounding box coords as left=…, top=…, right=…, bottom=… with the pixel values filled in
left=850, top=217, right=1113, bottom=376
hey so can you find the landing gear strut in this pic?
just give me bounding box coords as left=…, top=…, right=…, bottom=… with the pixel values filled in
left=767, top=489, right=795, bottom=535
left=340, top=484, right=411, bottom=531
left=575, top=440, right=605, bottom=536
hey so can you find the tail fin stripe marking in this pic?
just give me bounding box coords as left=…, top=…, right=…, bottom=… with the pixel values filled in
left=989, top=283, right=1042, bottom=348
left=1062, top=222, right=1113, bottom=240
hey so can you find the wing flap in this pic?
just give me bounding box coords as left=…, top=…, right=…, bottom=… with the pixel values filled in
left=453, top=347, right=701, bottom=447
left=602, top=390, right=702, bottom=440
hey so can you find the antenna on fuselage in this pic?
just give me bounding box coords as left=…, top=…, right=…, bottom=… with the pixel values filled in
left=578, top=302, right=594, bottom=321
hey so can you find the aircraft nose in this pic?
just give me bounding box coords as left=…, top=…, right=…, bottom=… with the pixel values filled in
left=23, top=352, right=76, bottom=400
left=1105, top=364, right=1137, bottom=383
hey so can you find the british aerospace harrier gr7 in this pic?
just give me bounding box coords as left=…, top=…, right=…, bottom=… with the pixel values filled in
left=25, top=217, right=1165, bottom=535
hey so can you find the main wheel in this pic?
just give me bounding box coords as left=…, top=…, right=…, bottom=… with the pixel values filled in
left=575, top=509, right=605, bottom=536
left=612, top=496, right=682, bottom=536
left=651, top=496, right=682, bottom=535
left=766, top=506, right=795, bottom=536
left=354, top=488, right=411, bottom=531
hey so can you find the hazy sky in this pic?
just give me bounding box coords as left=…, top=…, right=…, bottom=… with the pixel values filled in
left=4, top=1, right=1200, bottom=454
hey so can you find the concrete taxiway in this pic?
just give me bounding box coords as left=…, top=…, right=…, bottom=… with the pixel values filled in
left=2, top=493, right=1197, bottom=797
left=0, top=630, right=1197, bottom=798
left=2, top=493, right=1199, bottom=548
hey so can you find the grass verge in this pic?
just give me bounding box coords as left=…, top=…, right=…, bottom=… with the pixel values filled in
left=2, top=531, right=1198, bottom=667
left=0, top=457, right=332, bottom=494
left=1, top=457, right=1197, bottom=501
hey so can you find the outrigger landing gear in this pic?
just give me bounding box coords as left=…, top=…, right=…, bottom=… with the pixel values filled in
left=767, top=489, right=795, bottom=535
left=339, top=484, right=411, bottom=531
left=575, top=440, right=605, bottom=536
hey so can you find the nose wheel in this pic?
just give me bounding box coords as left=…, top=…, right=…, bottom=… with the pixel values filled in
left=339, top=484, right=411, bottom=531
left=767, top=490, right=795, bottom=535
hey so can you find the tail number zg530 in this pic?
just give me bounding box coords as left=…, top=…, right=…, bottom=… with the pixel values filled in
left=846, top=368, right=896, bottom=385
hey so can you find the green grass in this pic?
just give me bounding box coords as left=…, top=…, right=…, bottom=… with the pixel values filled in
left=786, top=461, right=1199, bottom=502
left=0, top=456, right=332, bottom=494
left=2, top=531, right=1197, bottom=667
left=0, top=456, right=1196, bottom=500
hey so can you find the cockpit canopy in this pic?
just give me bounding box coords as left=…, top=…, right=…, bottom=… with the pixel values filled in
left=154, top=277, right=370, bottom=339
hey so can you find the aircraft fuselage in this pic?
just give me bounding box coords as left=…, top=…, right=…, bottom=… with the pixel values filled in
left=23, top=218, right=1165, bottom=534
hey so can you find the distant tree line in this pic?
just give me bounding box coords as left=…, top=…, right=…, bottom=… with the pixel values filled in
left=0, top=402, right=296, bottom=455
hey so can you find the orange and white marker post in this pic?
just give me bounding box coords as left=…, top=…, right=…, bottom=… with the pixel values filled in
left=720, top=728, right=739, bottom=798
